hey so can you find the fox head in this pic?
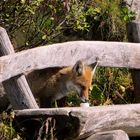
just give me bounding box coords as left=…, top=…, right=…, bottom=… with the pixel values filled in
left=64, top=60, right=98, bottom=103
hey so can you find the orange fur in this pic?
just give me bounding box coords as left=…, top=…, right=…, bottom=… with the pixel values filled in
left=26, top=60, right=97, bottom=107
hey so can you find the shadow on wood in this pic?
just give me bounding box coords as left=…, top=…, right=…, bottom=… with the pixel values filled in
left=14, top=112, right=81, bottom=140
left=127, top=21, right=140, bottom=103
left=14, top=103, right=140, bottom=139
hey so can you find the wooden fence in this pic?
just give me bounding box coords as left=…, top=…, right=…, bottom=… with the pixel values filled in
left=0, top=21, right=140, bottom=139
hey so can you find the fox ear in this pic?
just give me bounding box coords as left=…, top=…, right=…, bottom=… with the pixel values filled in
left=72, top=60, right=84, bottom=76
left=90, top=62, right=98, bottom=76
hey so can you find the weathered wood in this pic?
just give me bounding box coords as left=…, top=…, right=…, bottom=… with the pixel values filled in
left=0, top=41, right=140, bottom=82
left=127, top=21, right=140, bottom=103
left=0, top=27, right=39, bottom=109
left=15, top=104, right=140, bottom=138
left=85, top=130, right=129, bottom=140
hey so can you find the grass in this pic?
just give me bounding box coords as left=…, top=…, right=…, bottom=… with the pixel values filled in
left=90, top=67, right=134, bottom=105
left=0, top=112, right=22, bottom=140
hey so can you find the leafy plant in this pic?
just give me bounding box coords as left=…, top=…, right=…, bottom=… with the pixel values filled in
left=0, top=111, right=21, bottom=140
left=0, top=0, right=135, bottom=49
left=90, top=67, right=134, bottom=106
left=120, top=4, right=135, bottom=22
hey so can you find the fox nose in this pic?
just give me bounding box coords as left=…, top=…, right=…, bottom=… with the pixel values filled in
left=80, top=96, right=89, bottom=103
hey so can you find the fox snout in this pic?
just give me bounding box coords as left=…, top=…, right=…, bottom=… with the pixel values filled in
left=66, top=81, right=89, bottom=103
left=77, top=88, right=89, bottom=103
left=79, top=95, right=89, bottom=103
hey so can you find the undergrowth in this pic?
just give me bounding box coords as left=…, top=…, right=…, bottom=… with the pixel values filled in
left=0, top=112, right=21, bottom=140
left=90, top=67, right=134, bottom=106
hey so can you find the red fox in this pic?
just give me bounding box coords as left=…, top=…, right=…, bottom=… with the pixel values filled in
left=26, top=60, right=98, bottom=107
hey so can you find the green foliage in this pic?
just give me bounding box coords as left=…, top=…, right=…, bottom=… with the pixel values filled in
left=66, top=92, right=81, bottom=107
left=120, top=5, right=135, bottom=22
left=0, top=0, right=66, bottom=48
left=66, top=67, right=134, bottom=107
left=90, top=67, right=134, bottom=106
left=66, top=2, right=89, bottom=31
left=0, top=0, right=135, bottom=49
left=82, top=0, right=135, bottom=41
left=90, top=84, right=105, bottom=105
left=0, top=111, right=21, bottom=140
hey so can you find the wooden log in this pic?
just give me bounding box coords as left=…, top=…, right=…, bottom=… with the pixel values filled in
left=0, top=41, right=140, bottom=82
left=127, top=21, right=140, bottom=103
left=85, top=130, right=129, bottom=140
left=15, top=104, right=140, bottom=138
left=0, top=27, right=39, bottom=109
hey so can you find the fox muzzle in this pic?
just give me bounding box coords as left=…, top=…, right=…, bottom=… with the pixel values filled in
left=80, top=96, right=89, bottom=103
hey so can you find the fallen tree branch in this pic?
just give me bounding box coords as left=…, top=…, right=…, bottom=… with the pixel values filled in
left=0, top=41, right=140, bottom=82
left=15, top=104, right=140, bottom=138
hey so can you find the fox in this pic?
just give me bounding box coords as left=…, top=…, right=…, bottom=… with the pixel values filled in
left=26, top=60, right=98, bottom=108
